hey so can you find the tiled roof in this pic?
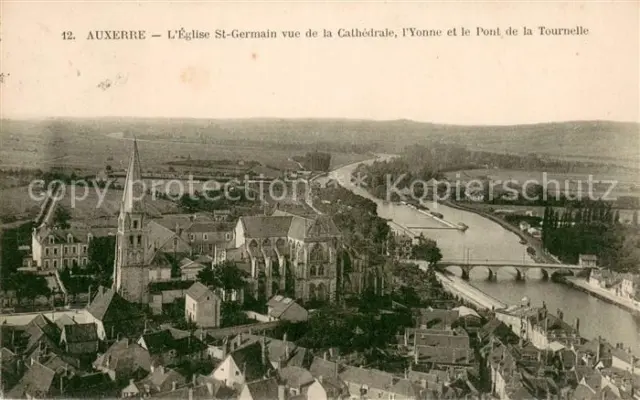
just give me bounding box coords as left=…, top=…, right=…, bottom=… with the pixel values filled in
left=244, top=377, right=280, bottom=400
left=340, top=366, right=395, bottom=391
left=185, top=282, right=216, bottom=302
left=416, top=308, right=460, bottom=329
left=141, top=329, right=207, bottom=357
left=7, top=361, right=57, bottom=398
left=241, top=216, right=293, bottom=238
left=93, top=338, right=151, bottom=374
left=415, top=345, right=473, bottom=365
left=148, top=279, right=195, bottom=293
left=267, top=295, right=308, bottom=321
left=87, top=287, right=144, bottom=322
left=187, top=222, right=234, bottom=233
left=277, top=366, right=314, bottom=389
left=230, top=341, right=272, bottom=382
left=54, top=314, right=77, bottom=329
left=63, top=323, right=98, bottom=343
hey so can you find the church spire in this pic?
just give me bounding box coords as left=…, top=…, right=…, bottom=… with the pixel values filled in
left=121, top=139, right=144, bottom=213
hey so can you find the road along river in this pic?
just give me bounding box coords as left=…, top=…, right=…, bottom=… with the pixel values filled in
left=330, top=159, right=640, bottom=349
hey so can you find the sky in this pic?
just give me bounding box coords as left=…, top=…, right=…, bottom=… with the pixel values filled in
left=1, top=2, right=638, bottom=125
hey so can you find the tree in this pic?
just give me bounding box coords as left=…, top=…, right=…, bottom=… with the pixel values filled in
left=52, top=207, right=71, bottom=229
left=633, top=211, right=639, bottom=226
left=197, top=261, right=248, bottom=300
left=221, top=301, right=250, bottom=327
left=410, top=237, right=443, bottom=266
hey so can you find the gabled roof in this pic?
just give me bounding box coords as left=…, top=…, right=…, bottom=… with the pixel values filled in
left=240, top=216, right=293, bottom=238
left=243, top=377, right=280, bottom=400
left=54, top=314, right=77, bottom=329
left=93, top=338, right=151, bottom=374
left=340, top=366, right=395, bottom=391
left=230, top=341, right=272, bottom=382
left=62, top=323, right=98, bottom=343
left=267, top=295, right=308, bottom=321
left=277, top=366, right=314, bottom=389
left=185, top=282, right=217, bottom=302
left=87, top=287, right=144, bottom=322
left=6, top=361, right=57, bottom=399
left=140, top=329, right=207, bottom=356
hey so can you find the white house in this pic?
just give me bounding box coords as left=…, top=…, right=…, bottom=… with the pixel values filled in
left=185, top=282, right=221, bottom=328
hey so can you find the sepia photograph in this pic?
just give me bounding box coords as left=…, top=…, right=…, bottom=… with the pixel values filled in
left=0, top=2, right=638, bottom=399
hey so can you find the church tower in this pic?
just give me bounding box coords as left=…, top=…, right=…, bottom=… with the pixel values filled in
left=113, top=139, right=150, bottom=303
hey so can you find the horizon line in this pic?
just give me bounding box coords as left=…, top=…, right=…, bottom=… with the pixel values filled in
left=1, top=115, right=639, bottom=128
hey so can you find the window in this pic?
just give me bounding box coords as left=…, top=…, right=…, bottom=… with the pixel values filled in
left=203, top=234, right=208, bottom=241
left=53, top=248, right=58, bottom=255
left=82, top=258, right=87, bottom=266
left=309, top=265, right=316, bottom=276
left=225, top=233, right=232, bottom=241
left=82, top=246, right=87, bottom=254
left=72, top=246, right=76, bottom=254
left=64, top=247, right=68, bottom=255
left=129, top=236, right=134, bottom=246
left=137, top=235, right=142, bottom=246
left=133, top=220, right=139, bottom=229
left=318, top=265, right=325, bottom=276
left=189, top=234, right=195, bottom=241
left=63, top=259, right=68, bottom=267
left=53, top=260, right=58, bottom=268
left=44, top=260, right=49, bottom=268
left=48, top=236, right=54, bottom=244
left=45, top=248, right=50, bottom=256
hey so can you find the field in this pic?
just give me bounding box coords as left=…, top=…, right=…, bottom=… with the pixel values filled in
left=0, top=186, right=43, bottom=222
left=462, top=203, right=638, bottom=224
left=444, top=168, right=639, bottom=199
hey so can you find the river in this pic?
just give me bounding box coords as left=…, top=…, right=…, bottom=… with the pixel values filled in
left=330, top=158, right=640, bottom=349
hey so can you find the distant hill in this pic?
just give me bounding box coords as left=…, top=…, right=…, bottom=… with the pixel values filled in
left=1, top=118, right=638, bottom=167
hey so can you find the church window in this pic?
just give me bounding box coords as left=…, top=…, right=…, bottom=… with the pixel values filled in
left=310, top=244, right=324, bottom=262
left=249, top=240, right=258, bottom=248
left=262, top=238, right=271, bottom=246
left=309, top=265, right=316, bottom=276
left=129, top=236, right=134, bottom=246
left=133, top=220, right=139, bottom=229
left=137, top=235, right=142, bottom=246
left=318, top=265, right=325, bottom=276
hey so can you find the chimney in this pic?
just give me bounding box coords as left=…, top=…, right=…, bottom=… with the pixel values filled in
left=404, top=368, right=408, bottom=380
left=278, top=384, right=286, bottom=400
left=575, top=318, right=580, bottom=333
left=172, top=381, right=177, bottom=391
left=596, top=337, right=601, bottom=361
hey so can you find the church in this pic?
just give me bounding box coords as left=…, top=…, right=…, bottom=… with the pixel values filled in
left=112, top=140, right=345, bottom=305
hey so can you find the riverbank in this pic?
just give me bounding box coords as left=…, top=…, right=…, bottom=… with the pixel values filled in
left=562, top=276, right=640, bottom=317
left=443, top=200, right=560, bottom=265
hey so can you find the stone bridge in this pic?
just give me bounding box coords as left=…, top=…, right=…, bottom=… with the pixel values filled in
left=438, top=259, right=590, bottom=281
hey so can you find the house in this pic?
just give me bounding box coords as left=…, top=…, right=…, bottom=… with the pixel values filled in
left=231, top=333, right=311, bottom=370
left=20, top=314, right=63, bottom=360
left=589, top=269, right=622, bottom=291
left=579, top=254, right=598, bottom=268
left=266, top=295, right=309, bottom=322
left=519, top=221, right=531, bottom=232
left=210, top=340, right=273, bottom=389
left=308, top=357, right=349, bottom=399
left=180, top=255, right=213, bottom=281
left=121, top=365, right=187, bottom=397
left=5, top=360, right=64, bottom=399
left=1, top=347, right=24, bottom=394
left=93, top=338, right=152, bottom=385
left=339, top=365, right=424, bottom=400
left=85, top=286, right=146, bottom=340
left=277, top=366, right=315, bottom=397
left=148, top=280, right=196, bottom=316
left=59, top=323, right=99, bottom=355
left=137, top=329, right=207, bottom=367
left=238, top=377, right=284, bottom=400
left=30, top=224, right=115, bottom=270
left=415, top=308, right=460, bottom=330
left=185, top=282, right=222, bottom=328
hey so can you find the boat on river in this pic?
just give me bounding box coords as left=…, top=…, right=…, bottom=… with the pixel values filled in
left=457, top=223, right=469, bottom=232
left=520, top=239, right=528, bottom=245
